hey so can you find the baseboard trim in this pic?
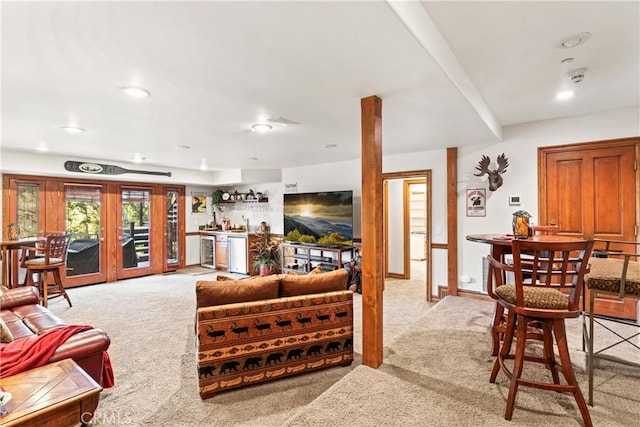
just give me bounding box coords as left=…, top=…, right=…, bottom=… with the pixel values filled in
left=437, top=285, right=492, bottom=302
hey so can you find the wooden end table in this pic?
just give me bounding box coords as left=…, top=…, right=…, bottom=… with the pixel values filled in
left=0, top=359, right=102, bottom=427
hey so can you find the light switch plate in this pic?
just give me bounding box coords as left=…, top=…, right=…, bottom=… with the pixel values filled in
left=509, top=195, right=521, bottom=206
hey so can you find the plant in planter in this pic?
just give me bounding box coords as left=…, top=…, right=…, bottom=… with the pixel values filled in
left=211, top=189, right=225, bottom=212
left=250, top=231, right=281, bottom=276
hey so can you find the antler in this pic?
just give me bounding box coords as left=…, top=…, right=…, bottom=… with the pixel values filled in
left=496, top=153, right=509, bottom=174
left=474, top=155, right=491, bottom=176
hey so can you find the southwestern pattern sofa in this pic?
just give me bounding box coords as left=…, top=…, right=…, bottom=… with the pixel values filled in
left=196, top=269, right=353, bottom=399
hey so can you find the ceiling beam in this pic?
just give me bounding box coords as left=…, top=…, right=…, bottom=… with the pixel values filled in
left=386, top=1, right=503, bottom=141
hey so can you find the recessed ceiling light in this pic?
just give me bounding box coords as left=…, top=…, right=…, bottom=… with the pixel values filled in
left=251, top=123, right=273, bottom=133
left=120, top=86, right=151, bottom=98
left=34, top=141, right=49, bottom=152
left=324, top=144, right=338, bottom=149
left=60, top=126, right=86, bottom=134
left=559, top=32, right=592, bottom=49
left=175, top=145, right=191, bottom=150
left=555, top=90, right=575, bottom=100
left=131, top=153, right=145, bottom=163
left=248, top=157, right=258, bottom=161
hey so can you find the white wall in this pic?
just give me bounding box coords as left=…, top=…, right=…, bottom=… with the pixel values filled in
left=457, top=107, right=639, bottom=292
left=386, top=179, right=404, bottom=274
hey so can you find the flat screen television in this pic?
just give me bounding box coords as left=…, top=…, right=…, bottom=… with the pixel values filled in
left=283, top=190, right=353, bottom=246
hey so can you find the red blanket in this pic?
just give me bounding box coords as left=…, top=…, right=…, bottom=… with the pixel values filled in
left=0, top=325, right=114, bottom=388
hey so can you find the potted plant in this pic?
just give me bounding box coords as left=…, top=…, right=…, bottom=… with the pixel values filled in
left=250, top=231, right=281, bottom=276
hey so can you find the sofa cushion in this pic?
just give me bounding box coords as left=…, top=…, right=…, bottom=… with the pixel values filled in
left=279, top=268, right=348, bottom=297
left=196, top=275, right=280, bottom=307
left=0, top=318, right=13, bottom=343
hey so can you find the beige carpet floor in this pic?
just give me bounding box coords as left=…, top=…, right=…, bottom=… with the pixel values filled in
left=48, top=274, right=639, bottom=426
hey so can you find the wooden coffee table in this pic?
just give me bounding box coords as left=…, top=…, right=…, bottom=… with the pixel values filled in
left=0, top=359, right=102, bottom=427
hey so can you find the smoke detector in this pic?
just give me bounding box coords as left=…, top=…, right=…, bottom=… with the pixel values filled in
left=568, top=67, right=587, bottom=84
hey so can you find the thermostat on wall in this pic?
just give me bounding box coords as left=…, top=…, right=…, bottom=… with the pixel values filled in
left=509, top=195, right=521, bottom=206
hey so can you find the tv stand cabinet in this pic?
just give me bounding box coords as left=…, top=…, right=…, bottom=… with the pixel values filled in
left=281, top=242, right=353, bottom=274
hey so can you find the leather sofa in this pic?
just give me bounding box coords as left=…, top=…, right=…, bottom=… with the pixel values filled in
left=196, top=269, right=353, bottom=399
left=0, top=286, right=111, bottom=384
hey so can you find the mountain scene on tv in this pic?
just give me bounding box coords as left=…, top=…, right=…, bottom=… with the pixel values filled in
left=283, top=191, right=353, bottom=246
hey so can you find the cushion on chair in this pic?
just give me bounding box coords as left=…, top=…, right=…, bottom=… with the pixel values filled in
left=25, top=257, right=63, bottom=266
left=495, top=284, right=569, bottom=309
left=586, top=257, right=640, bottom=297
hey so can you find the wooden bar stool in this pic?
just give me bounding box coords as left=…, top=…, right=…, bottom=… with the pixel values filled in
left=22, top=234, right=72, bottom=308
left=488, top=238, right=594, bottom=426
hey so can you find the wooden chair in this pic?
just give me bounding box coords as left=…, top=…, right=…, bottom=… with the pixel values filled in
left=488, top=238, right=594, bottom=426
left=22, top=234, right=73, bottom=308
left=531, top=225, right=559, bottom=235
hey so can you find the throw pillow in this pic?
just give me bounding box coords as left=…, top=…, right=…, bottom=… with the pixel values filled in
left=0, top=318, right=14, bottom=343
left=196, top=275, right=280, bottom=307
left=216, top=275, right=233, bottom=281
left=309, top=265, right=323, bottom=274
left=279, top=268, right=348, bottom=297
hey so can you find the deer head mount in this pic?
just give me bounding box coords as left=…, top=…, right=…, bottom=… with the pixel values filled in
left=474, top=153, right=509, bottom=191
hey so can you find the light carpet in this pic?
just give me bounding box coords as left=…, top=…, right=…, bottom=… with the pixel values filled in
left=48, top=275, right=638, bottom=426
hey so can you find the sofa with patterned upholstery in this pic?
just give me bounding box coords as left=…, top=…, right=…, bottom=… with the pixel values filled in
left=195, top=268, right=353, bottom=399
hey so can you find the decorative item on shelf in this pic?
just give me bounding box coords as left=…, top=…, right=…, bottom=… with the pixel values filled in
left=251, top=231, right=281, bottom=276
left=211, top=189, right=226, bottom=212
left=221, top=218, right=231, bottom=231
left=512, top=210, right=532, bottom=239
left=474, top=153, right=509, bottom=191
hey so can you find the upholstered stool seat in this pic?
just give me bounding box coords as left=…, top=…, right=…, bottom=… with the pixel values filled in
left=586, top=257, right=640, bottom=297
left=495, top=284, right=568, bottom=310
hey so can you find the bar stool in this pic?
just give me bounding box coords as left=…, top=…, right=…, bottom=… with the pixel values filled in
left=22, top=234, right=72, bottom=307
left=488, top=238, right=594, bottom=426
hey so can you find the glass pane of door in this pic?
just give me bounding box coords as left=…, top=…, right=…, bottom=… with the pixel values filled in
left=65, top=184, right=102, bottom=278
left=166, top=189, right=179, bottom=267
left=121, top=188, right=151, bottom=270
left=17, top=183, right=40, bottom=239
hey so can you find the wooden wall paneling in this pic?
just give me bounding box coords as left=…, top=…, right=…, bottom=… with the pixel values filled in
left=446, top=147, right=458, bottom=296
left=361, top=95, right=384, bottom=368
left=105, top=182, right=119, bottom=283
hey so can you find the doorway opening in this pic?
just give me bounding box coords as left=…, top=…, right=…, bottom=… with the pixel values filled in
left=383, top=170, right=433, bottom=301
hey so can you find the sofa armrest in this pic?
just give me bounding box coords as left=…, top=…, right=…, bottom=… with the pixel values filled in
left=0, top=286, right=39, bottom=309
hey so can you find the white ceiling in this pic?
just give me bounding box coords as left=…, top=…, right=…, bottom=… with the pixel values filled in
left=1, top=1, right=638, bottom=172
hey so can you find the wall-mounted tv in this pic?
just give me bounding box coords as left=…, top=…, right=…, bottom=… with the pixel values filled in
left=283, top=191, right=353, bottom=246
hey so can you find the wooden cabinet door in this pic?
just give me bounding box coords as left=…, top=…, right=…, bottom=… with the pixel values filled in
left=215, top=234, right=228, bottom=270
left=539, top=139, right=638, bottom=319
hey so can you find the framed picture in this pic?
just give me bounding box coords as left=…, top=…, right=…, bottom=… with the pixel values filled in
left=191, top=193, right=207, bottom=214
left=466, top=188, right=486, bottom=217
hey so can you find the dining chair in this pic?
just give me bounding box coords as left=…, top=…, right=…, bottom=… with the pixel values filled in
left=22, top=233, right=73, bottom=307
left=487, top=238, right=594, bottom=426
left=531, top=224, right=559, bottom=235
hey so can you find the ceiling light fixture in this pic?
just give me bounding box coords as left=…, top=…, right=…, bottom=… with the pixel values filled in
left=559, top=32, right=592, bottom=49
left=35, top=141, right=49, bottom=152
left=555, top=90, right=575, bottom=100
left=251, top=123, right=273, bottom=133
left=324, top=144, right=338, bottom=149
left=60, top=126, right=86, bottom=134
left=120, top=86, right=151, bottom=98
left=175, top=145, right=191, bottom=150
left=131, top=153, right=145, bottom=163
left=248, top=157, right=258, bottom=161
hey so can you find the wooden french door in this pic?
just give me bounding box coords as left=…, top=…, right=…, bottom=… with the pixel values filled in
left=116, top=185, right=155, bottom=280
left=539, top=137, right=639, bottom=319
left=3, top=174, right=185, bottom=286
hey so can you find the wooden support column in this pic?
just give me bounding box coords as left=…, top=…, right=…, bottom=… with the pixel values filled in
left=361, top=95, right=383, bottom=368
left=447, top=147, right=458, bottom=296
